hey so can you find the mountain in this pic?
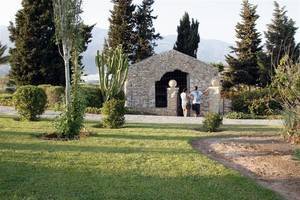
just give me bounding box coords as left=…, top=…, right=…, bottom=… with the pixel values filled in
left=0, top=26, right=231, bottom=76
left=0, top=26, right=11, bottom=76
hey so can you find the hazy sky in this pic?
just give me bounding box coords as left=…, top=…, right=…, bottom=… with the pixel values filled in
left=0, top=0, right=299, bottom=43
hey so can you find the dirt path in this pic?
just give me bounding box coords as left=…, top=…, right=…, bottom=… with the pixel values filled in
left=192, top=136, right=300, bottom=200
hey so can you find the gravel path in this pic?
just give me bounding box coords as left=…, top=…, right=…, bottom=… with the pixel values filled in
left=0, top=106, right=283, bottom=125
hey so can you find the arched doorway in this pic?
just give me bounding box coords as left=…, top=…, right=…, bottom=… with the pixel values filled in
left=155, top=70, right=188, bottom=116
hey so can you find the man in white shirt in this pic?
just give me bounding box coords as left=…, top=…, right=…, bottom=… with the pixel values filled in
left=190, top=86, right=203, bottom=117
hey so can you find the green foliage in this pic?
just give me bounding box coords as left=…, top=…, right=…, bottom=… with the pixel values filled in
left=81, top=86, right=103, bottom=108
left=13, top=85, right=47, bottom=121
left=203, top=113, right=223, bottom=132
left=54, top=90, right=86, bottom=139
left=224, top=0, right=262, bottom=88
left=38, top=85, right=65, bottom=105
left=231, top=88, right=282, bottom=115
left=0, top=42, right=9, bottom=65
left=132, top=0, right=161, bottom=63
left=55, top=48, right=86, bottom=138
left=272, top=56, right=300, bottom=141
left=225, top=112, right=269, bottom=119
left=212, top=63, right=225, bottom=72
left=96, top=46, right=129, bottom=102
left=85, top=107, right=102, bottom=114
left=101, top=99, right=126, bottom=129
left=107, top=0, right=136, bottom=60
left=282, top=109, right=300, bottom=142
left=0, top=93, right=13, bottom=106
left=9, top=0, right=65, bottom=86
left=174, top=12, right=200, bottom=58
left=265, top=1, right=300, bottom=66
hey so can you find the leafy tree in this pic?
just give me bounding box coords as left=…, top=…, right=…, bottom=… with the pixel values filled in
left=174, top=12, right=200, bottom=58
left=0, top=43, right=9, bottom=65
left=53, top=0, right=86, bottom=138
left=265, top=1, right=300, bottom=66
left=106, top=0, right=136, bottom=61
left=132, top=0, right=161, bottom=63
left=224, top=0, right=262, bottom=88
left=272, top=55, right=300, bottom=141
left=9, top=0, right=65, bottom=86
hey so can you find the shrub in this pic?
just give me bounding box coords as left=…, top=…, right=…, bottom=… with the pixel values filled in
left=38, top=85, right=65, bottom=105
left=81, top=86, right=103, bottom=108
left=272, top=56, right=300, bottom=143
left=13, top=85, right=47, bottom=121
left=203, top=113, right=223, bottom=132
left=54, top=88, right=86, bottom=139
left=101, top=99, right=126, bottom=128
left=85, top=107, right=101, bottom=114
left=0, top=93, right=13, bottom=106
left=231, top=88, right=282, bottom=115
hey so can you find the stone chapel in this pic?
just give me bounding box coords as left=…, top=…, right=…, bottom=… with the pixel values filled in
left=125, top=50, right=231, bottom=116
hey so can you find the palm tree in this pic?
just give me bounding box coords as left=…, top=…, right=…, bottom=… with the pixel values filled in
left=0, top=42, right=9, bottom=65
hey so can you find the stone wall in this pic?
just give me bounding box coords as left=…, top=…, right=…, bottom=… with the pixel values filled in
left=125, top=50, right=219, bottom=116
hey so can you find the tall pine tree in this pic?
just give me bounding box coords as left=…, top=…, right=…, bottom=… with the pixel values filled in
left=9, top=0, right=65, bottom=86
left=106, top=0, right=136, bottom=61
left=174, top=12, right=200, bottom=58
left=9, top=0, right=93, bottom=86
left=225, top=0, right=262, bottom=88
left=265, top=1, right=300, bottom=65
left=132, top=0, right=161, bottom=63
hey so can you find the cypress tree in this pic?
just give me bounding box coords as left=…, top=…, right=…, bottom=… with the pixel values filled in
left=265, top=1, right=300, bottom=65
left=107, top=0, right=136, bottom=61
left=9, top=0, right=65, bottom=86
left=174, top=12, right=200, bottom=58
left=132, top=0, right=161, bottom=63
left=225, top=0, right=262, bottom=88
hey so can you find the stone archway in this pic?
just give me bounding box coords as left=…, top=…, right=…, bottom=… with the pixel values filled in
left=155, top=70, right=188, bottom=116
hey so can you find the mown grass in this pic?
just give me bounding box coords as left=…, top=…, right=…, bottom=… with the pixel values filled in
left=0, top=117, right=282, bottom=200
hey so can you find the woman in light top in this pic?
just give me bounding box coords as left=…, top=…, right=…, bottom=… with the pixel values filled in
left=180, top=88, right=190, bottom=117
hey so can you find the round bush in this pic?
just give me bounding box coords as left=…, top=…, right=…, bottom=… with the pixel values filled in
left=101, top=99, right=126, bottom=128
left=203, top=113, right=223, bottom=132
left=13, top=85, right=47, bottom=121
left=81, top=86, right=103, bottom=108
left=38, top=85, right=64, bottom=105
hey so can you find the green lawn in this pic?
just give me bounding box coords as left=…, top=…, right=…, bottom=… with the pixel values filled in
left=0, top=117, right=282, bottom=200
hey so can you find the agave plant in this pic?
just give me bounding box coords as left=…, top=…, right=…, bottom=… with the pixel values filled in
left=96, top=45, right=129, bottom=102
left=0, top=42, right=9, bottom=65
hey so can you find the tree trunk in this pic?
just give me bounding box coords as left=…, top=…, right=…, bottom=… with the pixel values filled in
left=63, top=42, right=71, bottom=107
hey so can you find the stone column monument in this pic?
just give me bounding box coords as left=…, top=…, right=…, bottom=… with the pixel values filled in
left=167, top=80, right=179, bottom=116
left=207, top=78, right=221, bottom=113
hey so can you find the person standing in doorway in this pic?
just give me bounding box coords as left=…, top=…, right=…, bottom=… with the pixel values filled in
left=190, top=86, right=203, bottom=117
left=180, top=88, right=190, bottom=117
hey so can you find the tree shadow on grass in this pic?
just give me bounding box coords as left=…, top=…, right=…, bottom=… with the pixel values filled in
left=0, top=161, right=281, bottom=200
left=91, top=133, right=197, bottom=141
left=0, top=141, right=195, bottom=155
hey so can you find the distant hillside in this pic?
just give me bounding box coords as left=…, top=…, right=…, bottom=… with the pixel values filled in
left=0, top=26, right=231, bottom=76
left=0, top=26, right=11, bottom=76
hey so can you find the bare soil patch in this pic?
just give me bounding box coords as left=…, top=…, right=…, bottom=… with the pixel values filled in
left=192, top=136, right=300, bottom=200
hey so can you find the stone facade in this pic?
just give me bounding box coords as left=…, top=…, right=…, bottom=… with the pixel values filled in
left=125, top=50, right=230, bottom=116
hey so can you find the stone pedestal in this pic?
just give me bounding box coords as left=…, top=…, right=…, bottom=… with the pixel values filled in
left=167, top=80, right=179, bottom=116
left=207, top=78, right=221, bottom=114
